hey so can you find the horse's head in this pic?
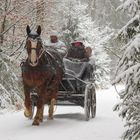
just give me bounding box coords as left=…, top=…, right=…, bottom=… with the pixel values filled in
left=25, top=25, right=43, bottom=67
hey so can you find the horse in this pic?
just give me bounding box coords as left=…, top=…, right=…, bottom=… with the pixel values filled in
left=21, top=25, right=63, bottom=125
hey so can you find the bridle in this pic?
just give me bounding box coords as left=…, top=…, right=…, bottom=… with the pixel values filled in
left=26, top=36, right=45, bottom=67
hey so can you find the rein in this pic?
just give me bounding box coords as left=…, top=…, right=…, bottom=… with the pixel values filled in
left=38, top=48, right=45, bottom=59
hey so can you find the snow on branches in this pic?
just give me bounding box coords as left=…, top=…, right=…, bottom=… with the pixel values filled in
left=117, top=0, right=139, bottom=16
left=0, top=53, right=23, bottom=110
left=114, top=0, right=140, bottom=139
left=117, top=0, right=140, bottom=40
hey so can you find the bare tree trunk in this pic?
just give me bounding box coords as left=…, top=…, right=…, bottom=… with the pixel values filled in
left=0, top=16, right=6, bottom=45
left=87, top=0, right=96, bottom=20
left=36, top=0, right=45, bottom=32
left=0, top=0, right=8, bottom=45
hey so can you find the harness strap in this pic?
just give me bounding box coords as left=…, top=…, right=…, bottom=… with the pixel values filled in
left=45, top=50, right=57, bottom=61
left=38, top=48, right=45, bottom=59
left=45, top=50, right=64, bottom=70
left=21, top=64, right=51, bottom=72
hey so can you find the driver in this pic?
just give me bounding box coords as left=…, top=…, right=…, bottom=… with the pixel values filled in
left=45, top=31, right=68, bottom=57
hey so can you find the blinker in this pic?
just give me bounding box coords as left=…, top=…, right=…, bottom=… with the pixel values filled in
left=28, top=33, right=39, bottom=40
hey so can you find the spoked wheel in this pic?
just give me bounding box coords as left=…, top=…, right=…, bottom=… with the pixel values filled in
left=84, top=84, right=91, bottom=121
left=84, top=83, right=96, bottom=121
left=90, top=84, right=96, bottom=118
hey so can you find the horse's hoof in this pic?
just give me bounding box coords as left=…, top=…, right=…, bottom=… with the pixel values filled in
left=24, top=110, right=32, bottom=118
left=32, top=120, right=40, bottom=126
left=48, top=116, right=54, bottom=120
left=40, top=118, right=43, bottom=122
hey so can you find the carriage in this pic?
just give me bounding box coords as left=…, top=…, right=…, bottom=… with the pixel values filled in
left=57, top=58, right=96, bottom=121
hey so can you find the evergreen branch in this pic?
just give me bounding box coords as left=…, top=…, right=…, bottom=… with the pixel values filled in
left=104, top=46, right=121, bottom=59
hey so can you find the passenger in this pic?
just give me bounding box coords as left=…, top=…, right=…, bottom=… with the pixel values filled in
left=66, top=41, right=89, bottom=62
left=45, top=31, right=68, bottom=57
left=85, top=47, right=92, bottom=58
left=64, top=40, right=94, bottom=80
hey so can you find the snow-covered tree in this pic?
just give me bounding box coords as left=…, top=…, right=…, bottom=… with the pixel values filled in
left=82, top=0, right=127, bottom=29
left=92, top=26, right=113, bottom=88
left=0, top=0, right=37, bottom=110
left=0, top=53, right=23, bottom=110
left=113, top=0, right=140, bottom=139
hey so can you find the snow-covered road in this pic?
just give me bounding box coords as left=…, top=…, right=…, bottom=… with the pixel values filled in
left=0, top=86, right=124, bottom=140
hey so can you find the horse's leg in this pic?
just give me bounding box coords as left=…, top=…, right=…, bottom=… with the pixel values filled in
left=32, top=87, right=45, bottom=125
left=23, top=85, right=32, bottom=118
left=48, top=80, right=60, bottom=120
left=48, top=98, right=56, bottom=120
left=40, top=105, right=44, bottom=122
left=32, top=99, right=44, bottom=125
left=32, top=98, right=44, bottom=125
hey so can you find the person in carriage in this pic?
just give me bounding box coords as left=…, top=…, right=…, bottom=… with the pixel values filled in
left=65, top=40, right=92, bottom=61
left=44, top=31, right=68, bottom=57
left=64, top=40, right=95, bottom=81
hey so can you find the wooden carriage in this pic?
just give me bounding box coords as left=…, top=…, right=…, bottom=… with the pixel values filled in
left=57, top=58, right=96, bottom=121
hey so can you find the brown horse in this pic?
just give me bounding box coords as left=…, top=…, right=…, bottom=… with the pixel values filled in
left=21, top=25, right=63, bottom=125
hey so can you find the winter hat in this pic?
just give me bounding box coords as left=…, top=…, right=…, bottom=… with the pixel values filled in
left=71, top=37, right=85, bottom=45
left=50, top=31, right=59, bottom=36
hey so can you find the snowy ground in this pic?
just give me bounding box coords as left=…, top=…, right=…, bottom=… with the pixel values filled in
left=0, top=85, right=125, bottom=140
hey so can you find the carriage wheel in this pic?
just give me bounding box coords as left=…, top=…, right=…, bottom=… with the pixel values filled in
left=84, top=84, right=91, bottom=121
left=90, top=84, right=96, bottom=118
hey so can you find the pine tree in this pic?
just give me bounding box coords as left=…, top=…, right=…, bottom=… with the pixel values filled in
left=114, top=0, right=140, bottom=139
